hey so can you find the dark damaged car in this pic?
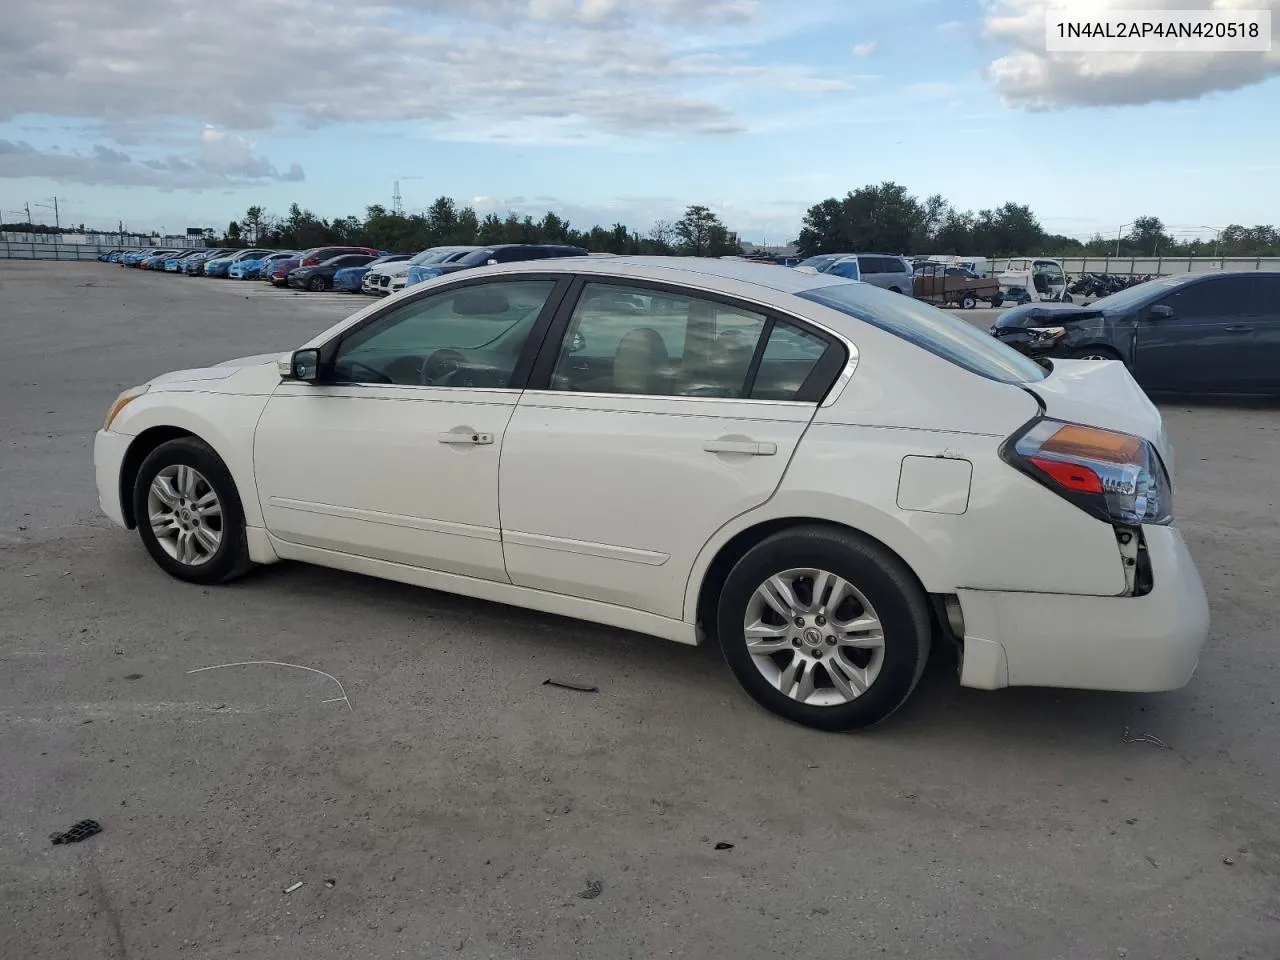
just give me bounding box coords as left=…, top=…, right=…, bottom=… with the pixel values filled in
left=991, top=271, right=1280, bottom=396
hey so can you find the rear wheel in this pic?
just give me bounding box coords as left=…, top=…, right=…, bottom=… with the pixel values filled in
left=308, top=276, right=326, bottom=291
left=716, top=526, right=931, bottom=731
left=989, top=294, right=1002, bottom=307
left=132, top=438, right=252, bottom=585
left=960, top=294, right=977, bottom=310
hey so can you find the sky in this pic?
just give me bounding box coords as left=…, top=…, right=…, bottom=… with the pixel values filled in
left=1, top=0, right=1278, bottom=245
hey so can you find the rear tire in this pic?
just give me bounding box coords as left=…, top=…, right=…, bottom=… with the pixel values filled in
left=960, top=294, right=977, bottom=310
left=308, top=276, right=326, bottom=291
left=989, top=294, right=1002, bottom=307
left=132, top=438, right=253, bottom=585
left=716, top=525, right=931, bottom=731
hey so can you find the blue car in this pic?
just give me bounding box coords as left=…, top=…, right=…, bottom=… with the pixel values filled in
left=331, top=254, right=411, bottom=292
left=229, top=251, right=295, bottom=280
left=204, top=249, right=272, bottom=278
left=121, top=248, right=168, bottom=267
left=165, top=249, right=210, bottom=272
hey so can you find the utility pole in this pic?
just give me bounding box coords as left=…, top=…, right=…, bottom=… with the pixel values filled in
left=51, top=196, right=59, bottom=231
left=393, top=180, right=402, bottom=217
left=25, top=202, right=33, bottom=233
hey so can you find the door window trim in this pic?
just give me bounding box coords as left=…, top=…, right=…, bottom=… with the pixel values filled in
left=313, top=273, right=574, bottom=390
left=524, top=276, right=851, bottom=405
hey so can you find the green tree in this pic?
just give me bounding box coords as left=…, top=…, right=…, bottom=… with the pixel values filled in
left=1125, top=216, right=1171, bottom=256
left=674, top=204, right=734, bottom=256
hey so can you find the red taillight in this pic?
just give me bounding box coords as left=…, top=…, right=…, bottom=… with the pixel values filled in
left=1028, top=456, right=1102, bottom=494
left=1002, top=417, right=1172, bottom=525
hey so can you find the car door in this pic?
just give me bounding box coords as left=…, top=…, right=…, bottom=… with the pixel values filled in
left=1134, top=276, right=1256, bottom=392
left=253, top=276, right=569, bottom=580
left=498, top=278, right=845, bottom=619
left=1248, top=275, right=1280, bottom=393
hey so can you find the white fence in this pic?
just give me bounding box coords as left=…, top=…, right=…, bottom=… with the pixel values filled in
left=1, top=238, right=204, bottom=260
left=988, top=255, right=1280, bottom=277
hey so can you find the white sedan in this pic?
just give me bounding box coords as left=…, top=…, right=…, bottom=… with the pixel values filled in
left=94, top=257, right=1209, bottom=730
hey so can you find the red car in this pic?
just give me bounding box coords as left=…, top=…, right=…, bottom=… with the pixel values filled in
left=266, top=257, right=302, bottom=286
left=297, top=245, right=381, bottom=267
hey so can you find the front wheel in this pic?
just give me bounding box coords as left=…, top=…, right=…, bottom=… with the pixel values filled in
left=132, top=438, right=252, bottom=584
left=960, top=294, right=977, bottom=310
left=716, top=526, right=931, bottom=731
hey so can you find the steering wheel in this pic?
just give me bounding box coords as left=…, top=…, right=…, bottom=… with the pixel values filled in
left=420, top=349, right=468, bottom=386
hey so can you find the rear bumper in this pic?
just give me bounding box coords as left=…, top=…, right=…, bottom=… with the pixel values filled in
left=94, top=429, right=132, bottom=529
left=957, top=525, right=1208, bottom=692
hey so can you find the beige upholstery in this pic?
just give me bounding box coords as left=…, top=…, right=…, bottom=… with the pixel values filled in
left=613, top=327, right=670, bottom=394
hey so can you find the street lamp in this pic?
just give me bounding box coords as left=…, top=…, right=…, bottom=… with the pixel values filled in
left=1114, top=222, right=1132, bottom=258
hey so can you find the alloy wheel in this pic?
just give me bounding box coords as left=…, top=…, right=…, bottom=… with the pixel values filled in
left=147, top=464, right=223, bottom=565
left=743, top=567, right=885, bottom=706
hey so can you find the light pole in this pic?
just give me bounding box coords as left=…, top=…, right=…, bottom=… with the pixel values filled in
left=1114, top=222, right=1132, bottom=258
left=33, top=196, right=60, bottom=231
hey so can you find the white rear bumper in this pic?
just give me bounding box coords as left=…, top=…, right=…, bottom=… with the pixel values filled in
left=958, top=525, right=1208, bottom=692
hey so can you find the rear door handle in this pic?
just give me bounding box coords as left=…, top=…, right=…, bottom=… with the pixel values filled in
left=703, top=439, right=777, bottom=456
left=438, top=430, right=494, bottom=445
left=1224, top=324, right=1253, bottom=333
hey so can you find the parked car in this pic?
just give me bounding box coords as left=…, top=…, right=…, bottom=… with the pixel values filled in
left=122, top=249, right=176, bottom=267
left=991, top=271, right=1280, bottom=395
left=363, top=246, right=480, bottom=296
left=287, top=254, right=379, bottom=291
left=996, top=258, right=1072, bottom=305
left=332, top=254, right=411, bottom=293
left=913, top=261, right=1003, bottom=309
left=105, top=251, right=128, bottom=262
left=183, top=249, right=234, bottom=276
left=229, top=251, right=296, bottom=280
left=93, top=257, right=1207, bottom=731
left=794, top=254, right=849, bottom=272
left=139, top=252, right=176, bottom=270
left=404, top=244, right=587, bottom=288
left=98, top=249, right=126, bottom=262
left=166, top=250, right=212, bottom=272
left=823, top=254, right=914, bottom=294
left=265, top=257, right=302, bottom=286
left=205, top=249, right=274, bottom=278
left=297, top=246, right=381, bottom=268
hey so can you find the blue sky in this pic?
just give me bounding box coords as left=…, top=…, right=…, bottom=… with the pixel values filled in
left=2, top=0, right=1278, bottom=244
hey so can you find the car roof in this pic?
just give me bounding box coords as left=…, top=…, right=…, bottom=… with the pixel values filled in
left=465, top=255, right=851, bottom=294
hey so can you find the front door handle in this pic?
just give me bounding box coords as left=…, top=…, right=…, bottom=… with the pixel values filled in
left=1224, top=324, right=1253, bottom=333
left=703, top=438, right=777, bottom=456
left=438, top=430, right=494, bottom=445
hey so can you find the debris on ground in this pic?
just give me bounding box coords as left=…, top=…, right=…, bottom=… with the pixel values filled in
left=714, top=842, right=735, bottom=851
left=543, top=678, right=598, bottom=693
left=50, top=819, right=102, bottom=845
left=1122, top=727, right=1168, bottom=748
left=124, top=674, right=143, bottom=681
left=324, top=879, right=336, bottom=889
left=283, top=881, right=304, bottom=894
left=578, top=879, right=603, bottom=899
left=1223, top=857, right=1235, bottom=866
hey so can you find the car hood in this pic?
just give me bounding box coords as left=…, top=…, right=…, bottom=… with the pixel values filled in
left=994, top=303, right=1106, bottom=329
left=368, top=261, right=414, bottom=278
left=1026, top=358, right=1173, bottom=474
left=146, top=353, right=283, bottom=391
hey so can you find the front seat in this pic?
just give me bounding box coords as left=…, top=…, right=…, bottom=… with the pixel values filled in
left=613, top=328, right=669, bottom=395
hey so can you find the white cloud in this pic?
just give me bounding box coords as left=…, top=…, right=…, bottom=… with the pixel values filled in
left=853, top=41, right=877, bottom=57
left=984, top=0, right=1280, bottom=108
left=0, top=0, right=845, bottom=150
left=0, top=131, right=305, bottom=188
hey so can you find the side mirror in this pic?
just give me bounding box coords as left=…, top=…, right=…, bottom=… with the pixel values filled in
left=1148, top=304, right=1174, bottom=321
left=288, top=348, right=321, bottom=381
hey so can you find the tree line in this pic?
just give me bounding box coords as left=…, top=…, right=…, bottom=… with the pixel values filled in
left=216, top=200, right=741, bottom=257
left=795, top=182, right=1280, bottom=259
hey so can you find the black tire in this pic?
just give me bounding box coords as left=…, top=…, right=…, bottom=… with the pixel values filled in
left=1061, top=293, right=1074, bottom=304
left=716, top=525, right=931, bottom=731
left=1066, top=346, right=1122, bottom=362
left=960, top=294, right=977, bottom=310
left=888, top=286, right=902, bottom=294
left=132, top=437, right=252, bottom=585
left=308, top=276, right=326, bottom=291
left=989, top=294, right=1002, bottom=307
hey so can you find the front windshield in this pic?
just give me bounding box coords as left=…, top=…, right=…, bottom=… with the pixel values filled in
left=797, top=254, right=842, bottom=271
left=455, top=248, right=497, bottom=266
left=409, top=249, right=450, bottom=265
left=1089, top=274, right=1189, bottom=311
left=799, top=281, right=1046, bottom=383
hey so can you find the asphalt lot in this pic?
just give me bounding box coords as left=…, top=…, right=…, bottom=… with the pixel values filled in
left=2, top=260, right=1278, bottom=960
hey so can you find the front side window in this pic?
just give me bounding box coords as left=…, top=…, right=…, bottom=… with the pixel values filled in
left=330, top=280, right=557, bottom=388
left=1159, top=277, right=1252, bottom=319
left=549, top=283, right=769, bottom=398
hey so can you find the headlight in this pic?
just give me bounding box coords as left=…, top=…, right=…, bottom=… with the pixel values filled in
left=1027, top=325, right=1066, bottom=342
left=104, top=385, right=148, bottom=431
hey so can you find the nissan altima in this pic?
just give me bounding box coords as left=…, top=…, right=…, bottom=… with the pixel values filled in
left=93, top=257, right=1208, bottom=730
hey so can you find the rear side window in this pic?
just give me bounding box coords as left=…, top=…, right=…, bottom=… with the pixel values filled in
left=856, top=257, right=880, bottom=275
left=751, top=321, right=830, bottom=400
left=798, top=283, right=1046, bottom=383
